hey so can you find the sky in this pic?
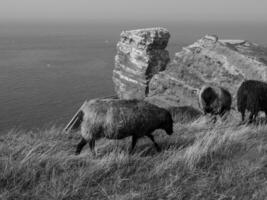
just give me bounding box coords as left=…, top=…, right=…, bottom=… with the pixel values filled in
left=0, top=0, right=267, bottom=22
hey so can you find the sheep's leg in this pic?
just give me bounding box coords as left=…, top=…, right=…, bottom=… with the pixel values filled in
left=75, top=138, right=87, bottom=155
left=129, top=136, right=138, bottom=154
left=147, top=134, right=161, bottom=152
left=241, top=111, right=245, bottom=122
left=88, top=139, right=96, bottom=157
left=248, top=112, right=255, bottom=124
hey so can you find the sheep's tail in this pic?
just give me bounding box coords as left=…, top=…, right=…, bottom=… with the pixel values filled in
left=64, top=101, right=87, bottom=134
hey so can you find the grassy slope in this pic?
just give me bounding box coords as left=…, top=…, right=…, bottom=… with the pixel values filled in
left=0, top=116, right=267, bottom=200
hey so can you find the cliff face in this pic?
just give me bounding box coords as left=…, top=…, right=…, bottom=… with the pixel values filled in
left=113, top=28, right=170, bottom=99
left=147, top=35, right=267, bottom=108
left=113, top=28, right=267, bottom=108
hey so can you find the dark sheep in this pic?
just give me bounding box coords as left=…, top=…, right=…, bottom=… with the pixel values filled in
left=237, top=80, right=267, bottom=123
left=198, top=85, right=232, bottom=119
left=64, top=99, right=173, bottom=155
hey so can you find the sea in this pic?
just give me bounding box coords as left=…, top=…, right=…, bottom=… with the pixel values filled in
left=1, top=20, right=267, bottom=133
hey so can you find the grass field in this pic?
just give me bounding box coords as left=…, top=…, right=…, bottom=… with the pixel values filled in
left=0, top=114, right=267, bottom=200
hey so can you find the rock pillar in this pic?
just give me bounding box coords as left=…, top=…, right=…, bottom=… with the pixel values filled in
left=113, top=28, right=170, bottom=99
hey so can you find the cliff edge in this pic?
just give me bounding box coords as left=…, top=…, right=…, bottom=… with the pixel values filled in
left=113, top=28, right=267, bottom=109
left=147, top=35, right=267, bottom=108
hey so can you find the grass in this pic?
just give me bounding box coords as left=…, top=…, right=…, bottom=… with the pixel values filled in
left=0, top=115, right=267, bottom=200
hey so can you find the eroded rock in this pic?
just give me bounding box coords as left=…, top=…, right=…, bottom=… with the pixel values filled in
left=147, top=35, right=267, bottom=108
left=113, top=28, right=170, bottom=99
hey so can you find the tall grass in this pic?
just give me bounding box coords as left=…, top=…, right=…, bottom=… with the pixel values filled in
left=0, top=116, right=266, bottom=200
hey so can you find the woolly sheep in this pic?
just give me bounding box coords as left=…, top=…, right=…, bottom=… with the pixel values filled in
left=198, top=85, right=232, bottom=120
left=237, top=80, right=267, bottom=123
left=65, top=99, right=173, bottom=155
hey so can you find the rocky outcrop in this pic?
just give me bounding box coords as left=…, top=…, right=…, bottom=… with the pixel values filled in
left=113, top=28, right=170, bottom=99
left=147, top=35, right=267, bottom=108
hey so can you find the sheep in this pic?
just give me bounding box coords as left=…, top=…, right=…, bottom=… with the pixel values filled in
left=237, top=80, right=267, bottom=123
left=64, top=98, right=173, bottom=155
left=198, top=85, right=232, bottom=121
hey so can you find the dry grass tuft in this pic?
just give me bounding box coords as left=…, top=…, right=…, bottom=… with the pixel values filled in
left=0, top=115, right=267, bottom=199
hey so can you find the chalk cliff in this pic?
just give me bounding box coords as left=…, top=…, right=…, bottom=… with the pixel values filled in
left=113, top=28, right=170, bottom=99
left=113, top=28, right=267, bottom=108
left=147, top=35, right=267, bottom=108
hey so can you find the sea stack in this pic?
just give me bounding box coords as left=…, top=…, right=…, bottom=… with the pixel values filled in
left=113, top=28, right=170, bottom=99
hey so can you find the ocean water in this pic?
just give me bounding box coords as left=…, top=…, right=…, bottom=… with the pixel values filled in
left=0, top=35, right=117, bottom=132
left=1, top=21, right=267, bottom=133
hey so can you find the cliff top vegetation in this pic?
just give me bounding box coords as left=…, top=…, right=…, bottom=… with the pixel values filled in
left=1, top=114, right=266, bottom=200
